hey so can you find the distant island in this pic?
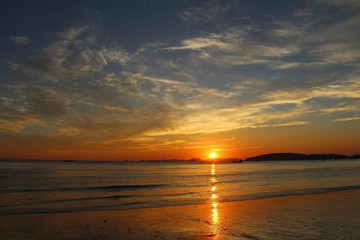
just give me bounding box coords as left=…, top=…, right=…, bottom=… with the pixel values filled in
left=131, top=153, right=360, bottom=163
left=245, top=153, right=360, bottom=162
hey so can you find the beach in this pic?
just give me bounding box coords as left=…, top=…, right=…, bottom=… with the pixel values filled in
left=1, top=189, right=359, bottom=240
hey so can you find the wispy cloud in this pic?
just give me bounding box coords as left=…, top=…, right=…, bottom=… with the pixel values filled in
left=178, top=1, right=232, bottom=22
left=333, top=117, right=360, bottom=122
left=17, top=26, right=129, bottom=82
left=313, top=0, right=360, bottom=7
left=9, top=36, right=30, bottom=45
left=167, top=28, right=299, bottom=67
left=166, top=34, right=232, bottom=51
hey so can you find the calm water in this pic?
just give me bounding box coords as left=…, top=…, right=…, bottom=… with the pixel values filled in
left=0, top=159, right=359, bottom=215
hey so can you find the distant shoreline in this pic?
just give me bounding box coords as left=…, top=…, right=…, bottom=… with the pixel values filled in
left=245, top=153, right=360, bottom=162
left=0, top=153, right=359, bottom=163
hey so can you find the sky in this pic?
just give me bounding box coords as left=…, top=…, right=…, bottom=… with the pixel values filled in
left=0, top=0, right=360, bottom=161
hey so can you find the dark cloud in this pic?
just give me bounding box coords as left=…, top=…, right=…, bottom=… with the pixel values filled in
left=21, top=55, right=59, bottom=74
left=19, top=86, right=69, bottom=119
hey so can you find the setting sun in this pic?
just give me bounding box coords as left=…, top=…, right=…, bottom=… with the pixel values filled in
left=210, top=152, right=217, bottom=159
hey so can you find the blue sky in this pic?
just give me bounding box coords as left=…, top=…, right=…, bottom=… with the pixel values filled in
left=1, top=0, right=360, bottom=160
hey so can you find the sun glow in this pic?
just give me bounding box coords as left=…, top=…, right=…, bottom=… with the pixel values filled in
left=209, top=152, right=216, bottom=159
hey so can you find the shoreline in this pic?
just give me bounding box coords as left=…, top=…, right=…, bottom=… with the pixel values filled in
left=1, top=189, right=359, bottom=240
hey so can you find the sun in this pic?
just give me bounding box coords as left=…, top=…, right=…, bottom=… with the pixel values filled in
left=209, top=152, right=217, bottom=159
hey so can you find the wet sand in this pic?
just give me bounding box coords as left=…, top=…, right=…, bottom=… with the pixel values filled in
left=1, top=189, right=359, bottom=240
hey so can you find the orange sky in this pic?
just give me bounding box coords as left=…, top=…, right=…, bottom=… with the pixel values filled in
left=0, top=120, right=359, bottom=161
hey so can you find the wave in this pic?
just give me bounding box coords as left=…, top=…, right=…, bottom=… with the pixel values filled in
left=0, top=190, right=200, bottom=210
left=1, top=185, right=359, bottom=216
left=0, top=184, right=167, bottom=194
left=227, top=185, right=360, bottom=203
left=0, top=194, right=136, bottom=208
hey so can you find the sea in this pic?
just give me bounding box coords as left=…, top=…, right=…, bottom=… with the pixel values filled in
left=0, top=159, right=360, bottom=216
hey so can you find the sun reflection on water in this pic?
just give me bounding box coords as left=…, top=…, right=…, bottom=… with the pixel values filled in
left=211, top=164, right=216, bottom=175
left=210, top=163, right=219, bottom=227
left=212, top=206, right=219, bottom=224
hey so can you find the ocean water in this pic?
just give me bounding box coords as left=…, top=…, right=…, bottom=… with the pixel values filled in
left=0, top=159, right=360, bottom=215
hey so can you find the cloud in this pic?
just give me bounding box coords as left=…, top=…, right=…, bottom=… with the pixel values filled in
left=94, top=73, right=140, bottom=94
left=0, top=83, right=79, bottom=134
left=166, top=28, right=299, bottom=67
left=146, top=76, right=360, bottom=136
left=263, top=12, right=360, bottom=70
left=16, top=85, right=74, bottom=120
left=14, top=26, right=129, bottom=82
left=302, top=14, right=360, bottom=64
left=270, top=28, right=304, bottom=37
left=145, top=102, right=309, bottom=136
left=0, top=106, right=40, bottom=133
left=137, top=74, right=192, bottom=86
left=167, top=34, right=232, bottom=51
left=312, top=44, right=360, bottom=65
left=117, top=16, right=359, bottom=138
left=178, top=1, right=232, bottom=22
left=268, top=21, right=306, bottom=38
left=9, top=36, right=30, bottom=45
left=59, top=25, right=91, bottom=40
left=333, top=117, right=360, bottom=122
left=313, top=0, right=360, bottom=7
left=293, top=8, right=317, bottom=17
left=253, top=78, right=360, bottom=107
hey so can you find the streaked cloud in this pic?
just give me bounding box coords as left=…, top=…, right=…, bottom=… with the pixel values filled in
left=334, top=117, right=360, bottom=122
left=167, top=28, right=299, bottom=67
left=313, top=0, right=360, bottom=7
left=178, top=1, right=233, bottom=22
left=9, top=36, right=30, bottom=45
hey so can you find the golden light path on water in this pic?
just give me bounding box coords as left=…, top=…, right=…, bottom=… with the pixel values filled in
left=210, top=163, right=219, bottom=228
